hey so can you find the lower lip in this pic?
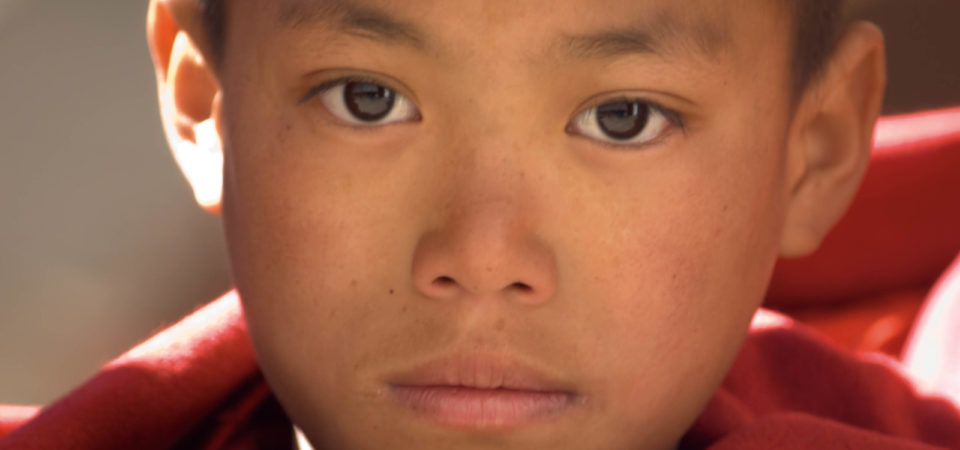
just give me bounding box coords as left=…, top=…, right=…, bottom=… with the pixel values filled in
left=390, top=386, right=574, bottom=429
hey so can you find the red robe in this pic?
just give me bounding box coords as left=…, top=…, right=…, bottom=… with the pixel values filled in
left=2, top=107, right=959, bottom=449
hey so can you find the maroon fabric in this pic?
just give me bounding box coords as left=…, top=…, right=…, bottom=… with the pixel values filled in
left=903, top=251, right=960, bottom=408
left=0, top=406, right=38, bottom=439
left=682, top=309, right=960, bottom=449
left=2, top=107, right=960, bottom=448
left=0, top=293, right=268, bottom=450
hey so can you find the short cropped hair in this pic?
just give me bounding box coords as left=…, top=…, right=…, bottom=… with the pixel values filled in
left=786, top=0, right=846, bottom=92
left=198, top=0, right=845, bottom=94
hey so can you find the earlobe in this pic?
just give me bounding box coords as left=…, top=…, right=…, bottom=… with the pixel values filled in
left=147, top=0, right=223, bottom=214
left=780, top=21, right=887, bottom=257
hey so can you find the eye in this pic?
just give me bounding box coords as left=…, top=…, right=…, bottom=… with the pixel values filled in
left=567, top=99, right=680, bottom=148
left=303, top=77, right=420, bottom=126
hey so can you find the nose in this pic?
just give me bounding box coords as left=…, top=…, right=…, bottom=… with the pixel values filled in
left=411, top=199, right=558, bottom=306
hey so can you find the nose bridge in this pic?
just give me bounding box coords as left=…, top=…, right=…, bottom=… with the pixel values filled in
left=434, top=86, right=536, bottom=224
left=411, top=131, right=558, bottom=305
left=444, top=195, right=532, bottom=262
left=442, top=54, right=535, bottom=152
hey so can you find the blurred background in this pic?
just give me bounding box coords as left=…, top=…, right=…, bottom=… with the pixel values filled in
left=1, top=0, right=959, bottom=406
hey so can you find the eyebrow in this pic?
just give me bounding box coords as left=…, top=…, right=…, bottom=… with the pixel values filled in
left=277, top=0, right=728, bottom=63
left=559, top=18, right=729, bottom=61
left=277, top=0, right=430, bottom=53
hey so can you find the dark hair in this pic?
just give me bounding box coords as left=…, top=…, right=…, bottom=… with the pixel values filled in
left=786, top=0, right=846, bottom=93
left=199, top=0, right=225, bottom=60
left=199, top=0, right=845, bottom=94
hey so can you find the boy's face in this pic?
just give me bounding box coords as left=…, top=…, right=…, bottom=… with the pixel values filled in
left=218, top=0, right=796, bottom=448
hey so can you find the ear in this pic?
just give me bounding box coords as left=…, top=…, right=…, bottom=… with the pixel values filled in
left=147, top=0, right=223, bottom=214
left=780, top=21, right=887, bottom=257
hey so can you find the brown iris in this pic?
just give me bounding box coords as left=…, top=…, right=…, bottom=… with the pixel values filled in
left=595, top=101, right=650, bottom=140
left=343, top=82, right=396, bottom=121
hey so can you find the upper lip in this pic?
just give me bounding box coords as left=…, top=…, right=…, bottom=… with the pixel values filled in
left=386, top=352, right=575, bottom=393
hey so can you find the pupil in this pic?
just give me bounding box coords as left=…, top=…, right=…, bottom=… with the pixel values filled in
left=344, top=82, right=395, bottom=121
left=596, top=101, right=650, bottom=140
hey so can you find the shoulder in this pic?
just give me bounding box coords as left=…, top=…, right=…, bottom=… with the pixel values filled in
left=682, top=309, right=960, bottom=449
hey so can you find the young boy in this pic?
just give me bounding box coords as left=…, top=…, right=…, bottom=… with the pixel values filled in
left=3, top=0, right=960, bottom=448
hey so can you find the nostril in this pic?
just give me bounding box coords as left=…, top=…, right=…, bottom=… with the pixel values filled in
left=510, top=282, right=533, bottom=293
left=433, top=276, right=456, bottom=287
left=427, top=277, right=535, bottom=295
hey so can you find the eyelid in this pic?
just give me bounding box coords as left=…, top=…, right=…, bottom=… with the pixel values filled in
left=567, top=96, right=686, bottom=150
left=300, top=74, right=422, bottom=128
left=298, top=70, right=419, bottom=105
left=300, top=75, right=380, bottom=104
left=574, top=94, right=685, bottom=129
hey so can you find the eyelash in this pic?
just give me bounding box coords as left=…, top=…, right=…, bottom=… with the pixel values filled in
left=568, top=99, right=686, bottom=150
left=301, top=75, right=384, bottom=104
left=300, top=76, right=686, bottom=147
left=299, top=75, right=419, bottom=131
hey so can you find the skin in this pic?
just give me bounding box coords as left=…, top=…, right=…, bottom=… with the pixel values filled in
left=147, top=0, right=886, bottom=448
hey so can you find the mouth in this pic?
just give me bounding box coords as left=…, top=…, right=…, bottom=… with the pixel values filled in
left=386, top=353, right=579, bottom=430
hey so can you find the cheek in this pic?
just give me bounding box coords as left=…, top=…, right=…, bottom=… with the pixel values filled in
left=218, top=72, right=455, bottom=418
left=558, top=128, right=788, bottom=432
left=219, top=60, right=401, bottom=305
left=218, top=111, right=399, bottom=441
left=218, top=81, right=387, bottom=367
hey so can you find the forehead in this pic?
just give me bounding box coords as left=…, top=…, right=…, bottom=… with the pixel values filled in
left=250, top=0, right=787, bottom=67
